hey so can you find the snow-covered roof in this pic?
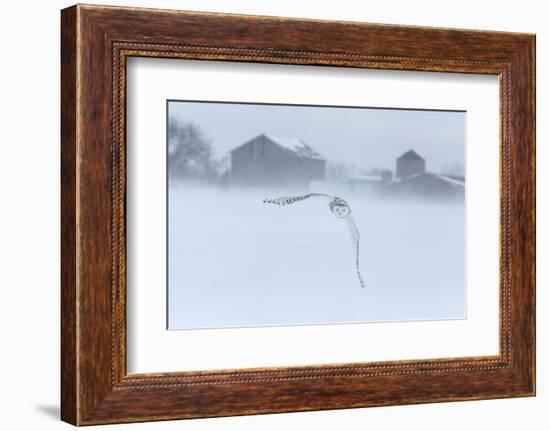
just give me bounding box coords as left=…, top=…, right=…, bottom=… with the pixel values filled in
left=230, top=134, right=324, bottom=160
left=437, top=174, right=465, bottom=186
left=350, top=174, right=384, bottom=182
left=401, top=172, right=465, bottom=190
left=264, top=134, right=324, bottom=160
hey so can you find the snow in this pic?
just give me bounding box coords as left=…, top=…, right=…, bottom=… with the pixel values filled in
left=168, top=185, right=465, bottom=329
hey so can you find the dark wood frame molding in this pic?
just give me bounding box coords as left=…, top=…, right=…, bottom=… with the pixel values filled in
left=61, top=4, right=535, bottom=425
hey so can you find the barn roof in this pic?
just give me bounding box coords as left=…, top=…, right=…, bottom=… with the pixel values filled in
left=398, top=150, right=424, bottom=161
left=231, top=134, right=324, bottom=160
left=404, top=173, right=465, bottom=190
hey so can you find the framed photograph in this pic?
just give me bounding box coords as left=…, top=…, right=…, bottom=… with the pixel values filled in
left=165, top=101, right=466, bottom=330
left=61, top=4, right=535, bottom=425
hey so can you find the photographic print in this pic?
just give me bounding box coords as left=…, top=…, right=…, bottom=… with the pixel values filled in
left=167, top=100, right=466, bottom=330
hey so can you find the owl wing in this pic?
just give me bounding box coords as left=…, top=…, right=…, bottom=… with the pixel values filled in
left=263, top=193, right=333, bottom=206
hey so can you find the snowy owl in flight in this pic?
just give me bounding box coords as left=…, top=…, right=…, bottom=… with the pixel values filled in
left=263, top=193, right=366, bottom=288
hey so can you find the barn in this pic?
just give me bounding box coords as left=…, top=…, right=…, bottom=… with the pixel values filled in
left=230, top=134, right=326, bottom=188
left=394, top=172, right=465, bottom=199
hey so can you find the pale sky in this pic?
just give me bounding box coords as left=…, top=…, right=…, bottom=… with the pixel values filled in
left=168, top=100, right=465, bottom=174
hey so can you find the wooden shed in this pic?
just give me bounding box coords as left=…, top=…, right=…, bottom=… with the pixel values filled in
left=396, top=149, right=426, bottom=180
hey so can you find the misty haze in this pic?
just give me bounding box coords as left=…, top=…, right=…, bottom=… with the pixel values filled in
left=167, top=100, right=466, bottom=330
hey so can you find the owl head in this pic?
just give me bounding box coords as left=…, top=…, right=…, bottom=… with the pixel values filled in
left=329, top=198, right=351, bottom=218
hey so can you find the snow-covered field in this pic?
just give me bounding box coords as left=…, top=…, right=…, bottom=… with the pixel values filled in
left=168, top=185, right=465, bottom=329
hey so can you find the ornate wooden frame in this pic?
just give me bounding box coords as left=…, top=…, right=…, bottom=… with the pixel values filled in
left=61, top=4, right=535, bottom=426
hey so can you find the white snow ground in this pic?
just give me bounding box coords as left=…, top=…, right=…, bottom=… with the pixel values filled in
left=168, top=185, right=465, bottom=329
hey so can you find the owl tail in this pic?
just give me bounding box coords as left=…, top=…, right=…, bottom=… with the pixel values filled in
left=346, top=216, right=366, bottom=288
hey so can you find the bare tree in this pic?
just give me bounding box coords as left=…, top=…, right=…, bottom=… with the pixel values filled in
left=168, top=118, right=213, bottom=181
left=441, top=162, right=465, bottom=178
